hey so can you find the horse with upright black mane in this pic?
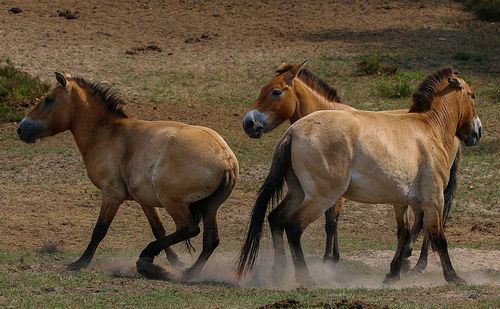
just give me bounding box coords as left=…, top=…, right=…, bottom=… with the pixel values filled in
left=242, top=62, right=461, bottom=273
left=237, top=66, right=481, bottom=285
left=17, top=72, right=239, bottom=280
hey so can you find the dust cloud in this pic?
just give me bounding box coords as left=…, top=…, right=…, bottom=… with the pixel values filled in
left=100, top=248, right=500, bottom=289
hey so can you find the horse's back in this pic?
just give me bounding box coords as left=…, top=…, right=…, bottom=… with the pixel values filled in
left=287, top=110, right=429, bottom=204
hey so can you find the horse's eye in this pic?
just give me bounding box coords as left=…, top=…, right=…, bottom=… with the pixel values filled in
left=271, top=89, right=282, bottom=97
left=43, top=96, right=56, bottom=106
left=471, top=94, right=476, bottom=100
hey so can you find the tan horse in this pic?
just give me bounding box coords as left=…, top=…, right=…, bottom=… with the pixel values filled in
left=242, top=62, right=460, bottom=273
left=237, top=66, right=481, bottom=285
left=17, top=72, right=238, bottom=280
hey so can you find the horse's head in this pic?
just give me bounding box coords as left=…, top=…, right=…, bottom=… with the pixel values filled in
left=243, top=61, right=307, bottom=138
left=447, top=75, right=482, bottom=146
left=17, top=72, right=74, bottom=143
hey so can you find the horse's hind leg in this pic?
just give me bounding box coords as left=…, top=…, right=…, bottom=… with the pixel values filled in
left=323, top=198, right=344, bottom=264
left=384, top=204, right=411, bottom=283
left=286, top=197, right=332, bottom=287
left=268, top=169, right=305, bottom=284
left=413, top=232, right=429, bottom=273
left=405, top=208, right=429, bottom=274
left=67, top=195, right=122, bottom=270
left=182, top=174, right=234, bottom=280
left=137, top=200, right=201, bottom=280
left=140, top=205, right=183, bottom=268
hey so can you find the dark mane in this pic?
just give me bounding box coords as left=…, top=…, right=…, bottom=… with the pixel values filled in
left=409, top=66, right=459, bottom=113
left=72, top=76, right=128, bottom=118
left=277, top=64, right=341, bottom=103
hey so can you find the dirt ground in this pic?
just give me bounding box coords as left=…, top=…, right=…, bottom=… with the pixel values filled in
left=0, top=0, right=499, bottom=306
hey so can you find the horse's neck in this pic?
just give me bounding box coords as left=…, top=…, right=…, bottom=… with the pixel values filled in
left=290, top=81, right=351, bottom=123
left=423, top=96, right=460, bottom=155
left=69, top=97, right=121, bottom=160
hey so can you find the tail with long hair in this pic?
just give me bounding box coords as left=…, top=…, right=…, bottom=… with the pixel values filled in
left=443, top=147, right=461, bottom=226
left=235, top=135, right=292, bottom=280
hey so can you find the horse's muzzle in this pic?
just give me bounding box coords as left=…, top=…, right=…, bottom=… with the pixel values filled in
left=464, top=117, right=482, bottom=146
left=243, top=110, right=267, bottom=138
left=17, top=118, right=43, bottom=143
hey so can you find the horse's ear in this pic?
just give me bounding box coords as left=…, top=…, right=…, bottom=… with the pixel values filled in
left=448, top=77, right=463, bottom=89
left=284, top=60, right=308, bottom=85
left=55, top=72, right=68, bottom=88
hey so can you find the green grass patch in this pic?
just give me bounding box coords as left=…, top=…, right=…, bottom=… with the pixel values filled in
left=452, top=51, right=489, bottom=63
left=372, top=71, right=424, bottom=99
left=357, top=55, right=382, bottom=75
left=0, top=59, right=51, bottom=123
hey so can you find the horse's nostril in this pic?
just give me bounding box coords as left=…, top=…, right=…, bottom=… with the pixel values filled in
left=244, top=119, right=254, bottom=129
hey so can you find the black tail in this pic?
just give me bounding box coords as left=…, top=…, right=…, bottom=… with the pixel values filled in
left=236, top=135, right=292, bottom=279
left=442, top=147, right=461, bottom=227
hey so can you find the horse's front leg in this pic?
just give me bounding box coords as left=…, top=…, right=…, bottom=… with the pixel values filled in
left=384, top=204, right=411, bottom=283
left=423, top=203, right=464, bottom=283
left=67, top=195, right=122, bottom=270
left=323, top=198, right=344, bottom=264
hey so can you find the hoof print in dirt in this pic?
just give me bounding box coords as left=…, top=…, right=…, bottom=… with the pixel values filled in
left=126, top=45, right=162, bottom=55
left=58, top=9, right=80, bottom=20
left=9, top=8, right=23, bottom=14
left=185, top=33, right=217, bottom=43
left=136, top=259, right=174, bottom=281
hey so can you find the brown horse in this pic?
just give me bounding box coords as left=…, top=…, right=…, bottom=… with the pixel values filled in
left=17, top=72, right=238, bottom=280
left=242, top=62, right=460, bottom=273
left=237, top=66, right=481, bottom=285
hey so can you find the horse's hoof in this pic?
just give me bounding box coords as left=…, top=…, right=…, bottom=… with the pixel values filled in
left=383, top=273, right=400, bottom=284
left=409, top=263, right=426, bottom=274
left=181, top=268, right=197, bottom=281
left=322, top=255, right=340, bottom=265
left=298, top=280, right=317, bottom=289
left=297, top=274, right=316, bottom=289
left=445, top=274, right=465, bottom=284
left=66, top=260, right=88, bottom=271
left=136, top=258, right=174, bottom=281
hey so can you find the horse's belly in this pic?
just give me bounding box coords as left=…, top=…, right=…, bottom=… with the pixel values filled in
left=128, top=181, right=163, bottom=207
left=344, top=171, right=410, bottom=204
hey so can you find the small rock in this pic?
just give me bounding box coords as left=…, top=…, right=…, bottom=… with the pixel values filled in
left=468, top=294, right=478, bottom=300
left=19, top=264, right=31, bottom=270
left=9, top=7, right=23, bottom=14
left=58, top=10, right=80, bottom=20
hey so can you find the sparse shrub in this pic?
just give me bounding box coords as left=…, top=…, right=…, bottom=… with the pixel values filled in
left=357, top=55, right=382, bottom=75
left=453, top=52, right=472, bottom=61
left=372, top=71, right=422, bottom=99
left=466, top=0, right=500, bottom=22
left=453, top=51, right=489, bottom=62
left=38, top=242, right=59, bottom=254
left=0, top=59, right=50, bottom=123
left=373, top=80, right=413, bottom=99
